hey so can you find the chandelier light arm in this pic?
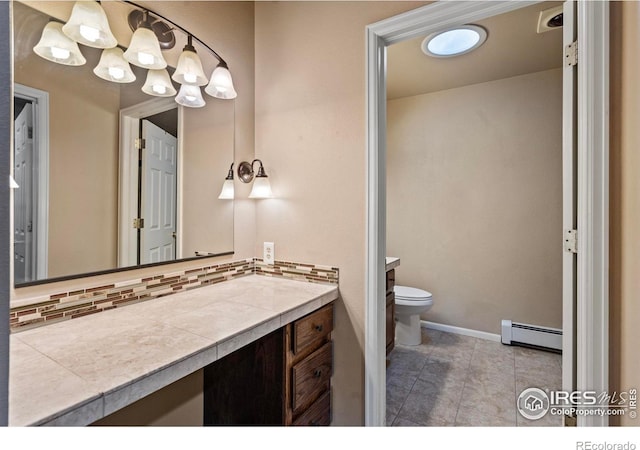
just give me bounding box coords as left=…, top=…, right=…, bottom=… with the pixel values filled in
left=123, top=0, right=228, bottom=67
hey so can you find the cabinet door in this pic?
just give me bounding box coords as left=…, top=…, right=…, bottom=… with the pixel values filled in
left=386, top=292, right=395, bottom=354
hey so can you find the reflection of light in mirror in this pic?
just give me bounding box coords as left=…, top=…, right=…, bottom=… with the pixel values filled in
left=108, top=66, right=124, bottom=80
left=51, top=46, right=70, bottom=60
left=79, top=24, right=100, bottom=43
left=175, top=84, right=205, bottom=108
left=33, top=22, right=86, bottom=66
left=138, top=51, right=154, bottom=66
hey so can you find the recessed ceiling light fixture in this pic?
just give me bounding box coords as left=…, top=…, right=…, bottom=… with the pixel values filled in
left=421, top=24, right=487, bottom=58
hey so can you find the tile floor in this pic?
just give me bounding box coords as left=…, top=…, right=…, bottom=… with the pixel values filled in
left=386, top=327, right=563, bottom=426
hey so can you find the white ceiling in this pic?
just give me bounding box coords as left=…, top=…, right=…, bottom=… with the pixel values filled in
left=387, top=2, right=564, bottom=100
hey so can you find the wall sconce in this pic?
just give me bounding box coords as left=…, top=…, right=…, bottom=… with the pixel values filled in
left=32, top=0, right=238, bottom=106
left=218, top=163, right=234, bottom=200
left=238, top=159, right=273, bottom=199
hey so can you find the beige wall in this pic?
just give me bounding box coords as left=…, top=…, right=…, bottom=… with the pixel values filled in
left=387, top=69, right=563, bottom=334
left=609, top=1, right=640, bottom=427
left=253, top=1, right=426, bottom=425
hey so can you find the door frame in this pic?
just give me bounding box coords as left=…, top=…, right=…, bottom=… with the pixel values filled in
left=364, top=0, right=609, bottom=427
left=14, top=83, right=49, bottom=280
left=118, top=98, right=183, bottom=267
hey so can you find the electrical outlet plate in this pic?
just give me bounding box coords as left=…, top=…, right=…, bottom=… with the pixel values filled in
left=264, top=242, right=274, bottom=265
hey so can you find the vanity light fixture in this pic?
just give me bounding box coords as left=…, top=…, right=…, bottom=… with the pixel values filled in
left=62, top=1, right=117, bottom=49
left=205, top=62, right=238, bottom=100
left=93, top=47, right=136, bottom=83
left=32, top=0, right=238, bottom=107
left=33, top=21, right=87, bottom=66
left=175, top=84, right=206, bottom=108
left=218, top=163, right=235, bottom=200
left=142, top=69, right=177, bottom=97
left=172, top=35, right=208, bottom=86
left=123, top=10, right=167, bottom=69
left=238, top=159, right=274, bottom=199
left=421, top=24, right=487, bottom=58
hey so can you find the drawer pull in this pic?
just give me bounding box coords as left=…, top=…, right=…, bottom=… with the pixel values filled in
left=313, top=369, right=322, bottom=378
left=315, top=324, right=324, bottom=332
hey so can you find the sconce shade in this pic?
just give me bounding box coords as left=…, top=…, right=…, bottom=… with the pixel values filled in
left=124, top=26, right=167, bottom=69
left=175, top=84, right=205, bottom=108
left=249, top=177, right=273, bottom=199
left=172, top=39, right=208, bottom=86
left=93, top=48, right=136, bottom=83
left=62, top=1, right=117, bottom=49
left=33, top=22, right=86, bottom=66
left=142, top=69, right=177, bottom=97
left=205, top=63, right=237, bottom=99
left=218, top=180, right=234, bottom=199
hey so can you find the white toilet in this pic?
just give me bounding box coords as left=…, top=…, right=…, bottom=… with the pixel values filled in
left=394, top=285, right=433, bottom=346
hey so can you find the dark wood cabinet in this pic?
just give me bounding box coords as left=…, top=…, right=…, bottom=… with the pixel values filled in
left=386, top=269, right=395, bottom=356
left=204, top=303, right=334, bottom=426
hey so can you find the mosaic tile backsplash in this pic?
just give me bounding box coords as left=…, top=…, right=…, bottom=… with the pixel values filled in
left=10, top=258, right=339, bottom=332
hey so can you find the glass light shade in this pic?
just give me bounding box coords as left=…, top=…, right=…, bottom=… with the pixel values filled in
left=124, top=27, right=167, bottom=69
left=204, top=64, right=237, bottom=99
left=62, top=1, right=117, bottom=49
left=142, top=69, right=177, bottom=97
left=249, top=177, right=273, bottom=199
left=218, top=179, right=234, bottom=200
left=93, top=48, right=136, bottom=83
left=33, top=22, right=86, bottom=66
left=175, top=84, right=205, bottom=108
left=172, top=49, right=208, bottom=86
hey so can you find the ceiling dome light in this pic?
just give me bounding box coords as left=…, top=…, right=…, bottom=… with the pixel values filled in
left=93, top=47, right=136, bottom=83
left=62, top=1, right=117, bottom=49
left=33, top=22, right=86, bottom=66
left=422, top=25, right=487, bottom=58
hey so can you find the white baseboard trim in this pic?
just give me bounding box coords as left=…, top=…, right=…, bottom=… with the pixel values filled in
left=421, top=320, right=501, bottom=343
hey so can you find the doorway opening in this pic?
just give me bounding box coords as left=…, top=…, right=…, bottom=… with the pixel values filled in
left=365, top=0, right=609, bottom=427
left=118, top=98, right=183, bottom=268
left=384, top=1, right=566, bottom=426
left=13, top=83, right=49, bottom=283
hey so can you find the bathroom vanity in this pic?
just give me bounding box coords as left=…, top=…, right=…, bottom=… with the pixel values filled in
left=385, top=257, right=400, bottom=357
left=9, top=275, right=338, bottom=426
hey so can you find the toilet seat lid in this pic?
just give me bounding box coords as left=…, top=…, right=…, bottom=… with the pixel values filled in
left=394, top=285, right=432, bottom=301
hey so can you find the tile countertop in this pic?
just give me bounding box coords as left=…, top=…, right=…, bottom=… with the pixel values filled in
left=9, top=275, right=339, bottom=426
left=385, top=257, right=400, bottom=272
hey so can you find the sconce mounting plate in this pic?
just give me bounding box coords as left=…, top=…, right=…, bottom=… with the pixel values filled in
left=128, top=10, right=176, bottom=50
left=238, top=161, right=255, bottom=183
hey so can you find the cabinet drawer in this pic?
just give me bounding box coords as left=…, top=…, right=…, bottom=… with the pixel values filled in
left=386, top=269, right=395, bottom=294
left=292, top=341, right=332, bottom=413
left=293, top=390, right=331, bottom=426
left=292, top=304, right=333, bottom=354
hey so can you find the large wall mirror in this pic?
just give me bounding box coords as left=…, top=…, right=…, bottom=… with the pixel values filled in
left=12, top=1, right=235, bottom=287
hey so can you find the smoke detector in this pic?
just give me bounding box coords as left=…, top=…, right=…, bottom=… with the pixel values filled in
left=537, top=5, right=563, bottom=33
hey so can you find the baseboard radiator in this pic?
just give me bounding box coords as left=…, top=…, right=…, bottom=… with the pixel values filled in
left=501, top=320, right=562, bottom=352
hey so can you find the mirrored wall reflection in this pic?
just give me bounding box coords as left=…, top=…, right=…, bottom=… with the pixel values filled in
left=12, top=1, right=235, bottom=286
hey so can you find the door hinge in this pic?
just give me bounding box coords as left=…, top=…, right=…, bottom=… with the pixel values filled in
left=564, top=229, right=577, bottom=253
left=565, top=41, right=578, bottom=67
left=135, top=138, right=146, bottom=150
left=564, top=414, right=577, bottom=427
left=133, top=218, right=144, bottom=229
